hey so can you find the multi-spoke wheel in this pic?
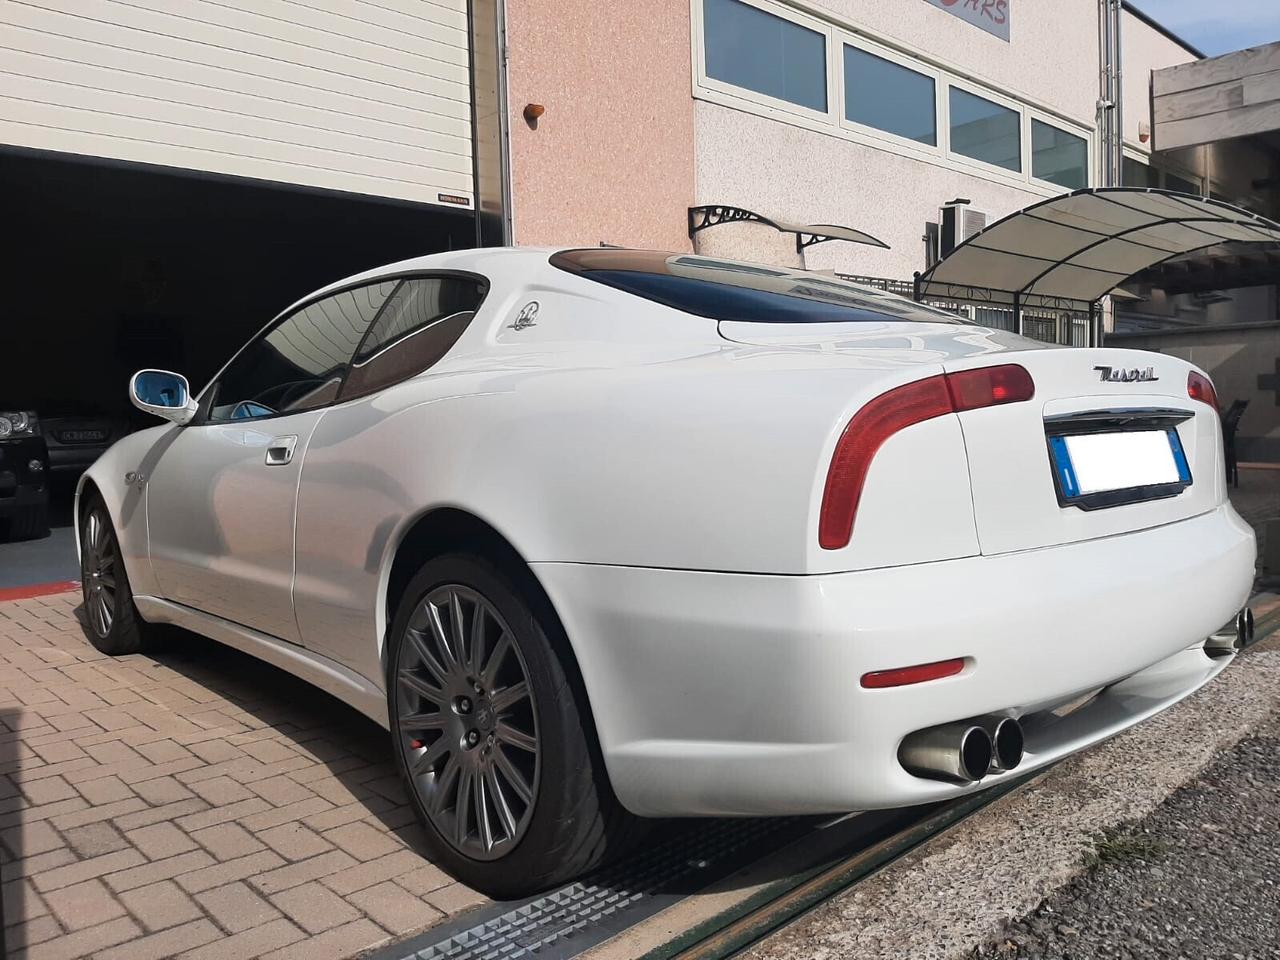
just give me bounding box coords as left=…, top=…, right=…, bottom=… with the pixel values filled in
left=395, top=584, right=539, bottom=861
left=83, top=509, right=118, bottom=639
left=79, top=499, right=151, bottom=655
left=388, top=554, right=642, bottom=898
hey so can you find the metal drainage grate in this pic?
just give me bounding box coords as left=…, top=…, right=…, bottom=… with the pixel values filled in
left=369, top=816, right=817, bottom=960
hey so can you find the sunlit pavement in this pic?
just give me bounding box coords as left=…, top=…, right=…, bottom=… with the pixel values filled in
left=0, top=593, right=486, bottom=960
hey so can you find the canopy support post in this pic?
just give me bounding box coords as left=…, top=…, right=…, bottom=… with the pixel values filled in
left=1013, top=292, right=1022, bottom=336
left=912, top=271, right=922, bottom=303
left=1089, top=300, right=1100, bottom=347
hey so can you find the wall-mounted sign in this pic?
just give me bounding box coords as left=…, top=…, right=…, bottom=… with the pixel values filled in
left=923, top=0, right=1010, bottom=41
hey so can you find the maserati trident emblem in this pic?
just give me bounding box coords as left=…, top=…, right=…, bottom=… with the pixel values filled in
left=509, top=301, right=539, bottom=330
left=1094, top=365, right=1157, bottom=383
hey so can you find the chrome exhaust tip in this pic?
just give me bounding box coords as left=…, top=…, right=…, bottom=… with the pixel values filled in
left=978, top=715, right=1025, bottom=773
left=1240, top=607, right=1256, bottom=648
left=1206, top=607, right=1255, bottom=658
left=899, top=722, right=993, bottom=785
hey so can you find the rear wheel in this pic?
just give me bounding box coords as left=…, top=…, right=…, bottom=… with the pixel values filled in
left=388, top=554, right=640, bottom=898
left=80, top=500, right=152, bottom=655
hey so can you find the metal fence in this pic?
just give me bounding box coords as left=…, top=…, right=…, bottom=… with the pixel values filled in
left=837, top=274, right=1093, bottom=346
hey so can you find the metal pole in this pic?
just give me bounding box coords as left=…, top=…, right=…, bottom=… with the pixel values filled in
left=1098, top=0, right=1111, bottom=186
left=1013, top=292, right=1022, bottom=337
left=913, top=271, right=922, bottom=303
left=1089, top=300, right=1099, bottom=347
left=1113, top=0, right=1124, bottom=186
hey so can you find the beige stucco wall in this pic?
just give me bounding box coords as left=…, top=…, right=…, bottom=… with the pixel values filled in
left=812, top=0, right=1099, bottom=121
left=1121, top=9, right=1197, bottom=155
left=694, top=100, right=1061, bottom=277
left=504, top=0, right=695, bottom=250
left=691, top=1, right=1111, bottom=278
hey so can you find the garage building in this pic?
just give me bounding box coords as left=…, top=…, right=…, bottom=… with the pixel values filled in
left=1, top=0, right=500, bottom=432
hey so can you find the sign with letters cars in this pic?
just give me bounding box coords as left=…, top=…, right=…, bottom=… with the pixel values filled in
left=923, top=0, right=1010, bottom=41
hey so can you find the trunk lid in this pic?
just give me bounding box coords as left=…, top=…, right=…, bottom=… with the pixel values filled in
left=945, top=347, right=1221, bottom=555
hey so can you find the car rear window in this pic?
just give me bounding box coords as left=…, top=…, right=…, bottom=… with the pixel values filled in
left=550, top=249, right=965, bottom=325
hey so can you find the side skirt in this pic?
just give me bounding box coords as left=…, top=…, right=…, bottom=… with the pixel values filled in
left=133, top=596, right=390, bottom=729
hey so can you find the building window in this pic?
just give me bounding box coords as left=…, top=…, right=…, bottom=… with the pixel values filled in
left=1031, top=119, right=1088, bottom=189
left=1165, top=171, right=1200, bottom=195
left=843, top=45, right=936, bottom=146
left=1123, top=155, right=1201, bottom=195
left=703, top=0, right=827, bottom=112
left=949, top=87, right=1021, bottom=172
left=1123, top=156, right=1158, bottom=188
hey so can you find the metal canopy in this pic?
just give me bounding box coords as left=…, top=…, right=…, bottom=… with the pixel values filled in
left=688, top=204, right=889, bottom=254
left=914, top=188, right=1280, bottom=310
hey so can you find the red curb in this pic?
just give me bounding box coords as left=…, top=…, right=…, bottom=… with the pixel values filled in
left=0, top=580, right=81, bottom=602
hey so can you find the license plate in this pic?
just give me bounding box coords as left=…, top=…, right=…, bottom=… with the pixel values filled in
left=59, top=430, right=106, bottom=443
left=1048, top=428, right=1191, bottom=508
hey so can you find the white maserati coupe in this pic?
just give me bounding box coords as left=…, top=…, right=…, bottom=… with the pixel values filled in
left=77, top=248, right=1256, bottom=896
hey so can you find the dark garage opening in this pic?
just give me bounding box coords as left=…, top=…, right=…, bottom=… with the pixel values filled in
left=1, top=148, right=474, bottom=547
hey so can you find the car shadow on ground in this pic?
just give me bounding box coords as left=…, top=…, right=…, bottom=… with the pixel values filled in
left=113, top=616, right=430, bottom=847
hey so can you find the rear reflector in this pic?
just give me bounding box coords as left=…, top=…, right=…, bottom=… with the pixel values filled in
left=861, top=657, right=965, bottom=689
left=946, top=364, right=1035, bottom=411
left=819, top=364, right=1033, bottom=549
left=1187, top=370, right=1219, bottom=411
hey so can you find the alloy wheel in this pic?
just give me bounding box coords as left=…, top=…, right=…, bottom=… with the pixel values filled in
left=395, top=584, right=541, bottom=861
left=82, top=511, right=117, bottom=639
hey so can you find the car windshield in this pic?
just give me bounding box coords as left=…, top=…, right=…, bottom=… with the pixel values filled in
left=550, top=249, right=966, bottom=325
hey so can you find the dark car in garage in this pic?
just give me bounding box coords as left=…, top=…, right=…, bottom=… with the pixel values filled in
left=41, top=409, right=132, bottom=476
left=0, top=410, right=50, bottom=540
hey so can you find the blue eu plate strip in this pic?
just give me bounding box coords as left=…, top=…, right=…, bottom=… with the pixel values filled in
left=1167, top=428, right=1192, bottom=483
left=1048, top=435, right=1079, bottom=498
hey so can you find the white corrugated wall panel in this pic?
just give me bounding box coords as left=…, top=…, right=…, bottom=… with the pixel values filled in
left=0, top=0, right=474, bottom=208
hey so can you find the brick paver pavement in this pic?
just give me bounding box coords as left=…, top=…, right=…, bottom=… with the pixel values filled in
left=0, top=591, right=488, bottom=959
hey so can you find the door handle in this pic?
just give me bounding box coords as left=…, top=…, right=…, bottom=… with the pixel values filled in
left=265, top=435, right=298, bottom=466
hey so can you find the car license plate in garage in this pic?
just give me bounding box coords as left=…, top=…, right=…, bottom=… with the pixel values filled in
left=1049, top=429, right=1191, bottom=509
left=60, top=430, right=106, bottom=442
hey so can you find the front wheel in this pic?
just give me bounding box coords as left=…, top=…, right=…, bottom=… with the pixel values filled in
left=80, top=500, right=153, bottom=655
left=388, top=555, right=640, bottom=898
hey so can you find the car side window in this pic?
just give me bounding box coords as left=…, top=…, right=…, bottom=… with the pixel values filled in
left=207, top=281, right=397, bottom=422
left=338, top=276, right=486, bottom=402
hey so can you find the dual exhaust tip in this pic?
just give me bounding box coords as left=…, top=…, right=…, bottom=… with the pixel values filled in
left=899, top=714, right=1024, bottom=785
left=1205, top=607, right=1255, bottom=658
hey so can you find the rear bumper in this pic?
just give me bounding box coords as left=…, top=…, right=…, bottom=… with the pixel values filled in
left=534, top=504, right=1255, bottom=817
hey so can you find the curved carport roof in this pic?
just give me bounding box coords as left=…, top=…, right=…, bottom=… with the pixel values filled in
left=914, top=187, right=1280, bottom=310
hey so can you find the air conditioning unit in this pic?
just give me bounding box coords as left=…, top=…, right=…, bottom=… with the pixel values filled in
left=939, top=198, right=988, bottom=258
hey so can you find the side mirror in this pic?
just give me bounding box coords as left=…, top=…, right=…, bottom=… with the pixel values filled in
left=129, top=370, right=199, bottom=425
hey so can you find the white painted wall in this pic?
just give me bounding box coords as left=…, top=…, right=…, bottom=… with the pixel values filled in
left=1121, top=7, right=1197, bottom=155
left=692, top=0, right=1102, bottom=279
left=0, top=0, right=474, bottom=208
left=694, top=99, right=1061, bottom=278
left=693, top=0, right=1217, bottom=281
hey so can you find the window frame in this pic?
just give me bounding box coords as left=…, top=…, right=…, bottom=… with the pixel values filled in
left=1121, top=146, right=1204, bottom=196
left=193, top=269, right=490, bottom=427
left=1028, top=114, right=1093, bottom=191
left=837, top=35, right=942, bottom=156
left=944, top=79, right=1025, bottom=177
left=695, top=0, right=836, bottom=124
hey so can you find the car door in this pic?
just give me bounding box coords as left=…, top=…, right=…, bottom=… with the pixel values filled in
left=292, top=274, right=487, bottom=676
left=145, top=280, right=397, bottom=642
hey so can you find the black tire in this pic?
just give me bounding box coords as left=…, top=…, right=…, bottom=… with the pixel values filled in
left=79, top=498, right=154, bottom=656
left=388, top=554, right=642, bottom=898
left=7, top=503, right=49, bottom=541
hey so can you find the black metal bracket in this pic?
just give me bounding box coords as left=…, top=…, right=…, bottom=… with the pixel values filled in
left=687, top=205, right=887, bottom=254
left=687, top=204, right=781, bottom=237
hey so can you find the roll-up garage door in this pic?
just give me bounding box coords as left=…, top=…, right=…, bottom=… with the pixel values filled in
left=0, top=0, right=474, bottom=210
